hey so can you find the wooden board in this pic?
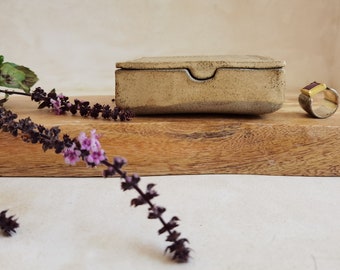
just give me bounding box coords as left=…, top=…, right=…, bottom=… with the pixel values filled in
left=0, top=95, right=339, bottom=177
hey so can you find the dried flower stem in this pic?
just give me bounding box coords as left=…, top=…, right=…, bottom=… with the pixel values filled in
left=0, top=210, right=19, bottom=236
left=0, top=105, right=190, bottom=263
left=102, top=159, right=190, bottom=262
left=0, top=87, right=133, bottom=121
left=102, top=159, right=175, bottom=234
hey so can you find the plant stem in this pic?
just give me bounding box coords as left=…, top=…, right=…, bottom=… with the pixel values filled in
left=0, top=89, right=31, bottom=96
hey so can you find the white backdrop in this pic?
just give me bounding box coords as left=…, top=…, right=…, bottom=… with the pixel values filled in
left=1, top=0, right=340, bottom=96
left=1, top=2, right=340, bottom=269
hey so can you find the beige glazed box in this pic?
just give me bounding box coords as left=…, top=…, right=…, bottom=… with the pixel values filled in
left=115, top=55, right=286, bottom=115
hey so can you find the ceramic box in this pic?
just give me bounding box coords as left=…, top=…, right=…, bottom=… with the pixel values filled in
left=115, top=55, right=286, bottom=115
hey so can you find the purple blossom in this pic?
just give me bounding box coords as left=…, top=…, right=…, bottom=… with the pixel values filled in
left=78, top=132, right=91, bottom=151
left=78, top=129, right=107, bottom=166
left=63, top=143, right=81, bottom=165
left=89, top=129, right=102, bottom=151
left=86, top=149, right=106, bottom=165
left=50, top=94, right=65, bottom=115
left=78, top=129, right=102, bottom=152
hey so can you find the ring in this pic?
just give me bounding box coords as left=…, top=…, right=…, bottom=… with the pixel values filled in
left=298, top=82, right=339, bottom=119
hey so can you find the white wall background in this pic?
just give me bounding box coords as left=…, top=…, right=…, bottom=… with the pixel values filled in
left=1, top=0, right=340, bottom=96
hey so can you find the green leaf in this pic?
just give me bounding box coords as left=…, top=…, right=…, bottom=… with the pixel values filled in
left=0, top=61, right=38, bottom=92
left=0, top=55, right=3, bottom=65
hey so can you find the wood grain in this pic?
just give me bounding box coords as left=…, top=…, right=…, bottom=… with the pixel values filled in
left=0, top=95, right=339, bottom=177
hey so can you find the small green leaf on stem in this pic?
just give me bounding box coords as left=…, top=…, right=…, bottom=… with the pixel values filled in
left=0, top=62, right=38, bottom=92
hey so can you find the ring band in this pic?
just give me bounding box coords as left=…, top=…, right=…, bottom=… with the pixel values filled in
left=298, top=82, right=339, bottom=119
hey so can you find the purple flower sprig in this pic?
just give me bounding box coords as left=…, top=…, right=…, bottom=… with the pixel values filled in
left=0, top=87, right=133, bottom=121
left=0, top=106, right=190, bottom=263
left=31, top=87, right=133, bottom=121
left=64, top=132, right=191, bottom=262
left=0, top=210, right=19, bottom=237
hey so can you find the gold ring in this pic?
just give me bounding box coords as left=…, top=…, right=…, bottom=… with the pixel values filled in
left=298, top=82, right=339, bottom=119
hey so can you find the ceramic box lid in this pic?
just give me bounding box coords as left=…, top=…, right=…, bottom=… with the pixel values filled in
left=116, top=55, right=286, bottom=80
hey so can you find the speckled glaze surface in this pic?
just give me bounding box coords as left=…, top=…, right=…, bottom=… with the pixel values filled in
left=115, top=55, right=286, bottom=115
